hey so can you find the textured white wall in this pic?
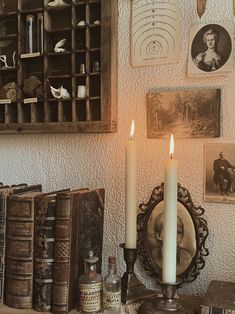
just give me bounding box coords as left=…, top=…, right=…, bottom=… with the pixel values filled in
left=1, top=0, right=235, bottom=296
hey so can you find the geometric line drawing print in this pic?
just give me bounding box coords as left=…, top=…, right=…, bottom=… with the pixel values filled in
left=131, top=0, right=180, bottom=67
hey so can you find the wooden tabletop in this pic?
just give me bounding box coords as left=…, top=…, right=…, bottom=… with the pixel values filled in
left=0, top=294, right=204, bottom=314
left=126, top=293, right=204, bottom=314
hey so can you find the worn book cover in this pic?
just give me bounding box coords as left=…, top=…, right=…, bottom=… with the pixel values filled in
left=5, top=186, right=42, bottom=309
left=52, top=188, right=104, bottom=314
left=201, top=280, right=235, bottom=313
left=0, top=183, right=29, bottom=304
left=77, top=188, right=105, bottom=276
left=33, top=189, right=69, bottom=312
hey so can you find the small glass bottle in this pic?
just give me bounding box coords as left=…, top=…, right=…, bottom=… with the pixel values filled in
left=103, top=256, right=121, bottom=314
left=37, top=13, right=44, bottom=53
left=25, top=15, right=35, bottom=53
left=78, top=251, right=102, bottom=314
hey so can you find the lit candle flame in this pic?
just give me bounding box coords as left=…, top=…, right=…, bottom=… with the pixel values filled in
left=130, top=120, right=135, bottom=140
left=169, top=134, right=174, bottom=159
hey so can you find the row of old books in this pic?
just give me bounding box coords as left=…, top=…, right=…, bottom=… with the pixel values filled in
left=0, top=182, right=105, bottom=312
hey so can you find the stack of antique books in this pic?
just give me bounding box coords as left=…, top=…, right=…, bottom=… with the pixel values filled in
left=0, top=183, right=105, bottom=313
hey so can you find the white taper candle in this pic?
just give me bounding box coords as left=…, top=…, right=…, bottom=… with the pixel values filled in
left=162, top=134, right=178, bottom=283
left=125, top=120, right=137, bottom=249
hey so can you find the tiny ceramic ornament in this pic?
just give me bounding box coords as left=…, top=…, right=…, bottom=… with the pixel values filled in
left=0, top=51, right=16, bottom=69
left=197, top=0, right=207, bottom=18
left=50, top=85, right=70, bottom=100
left=54, top=39, right=67, bottom=53
left=48, top=0, right=69, bottom=7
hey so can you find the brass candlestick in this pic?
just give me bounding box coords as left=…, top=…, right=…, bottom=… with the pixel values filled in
left=120, top=244, right=158, bottom=304
left=137, top=281, right=184, bottom=313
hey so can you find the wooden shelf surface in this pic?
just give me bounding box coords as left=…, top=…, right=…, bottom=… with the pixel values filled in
left=0, top=304, right=79, bottom=313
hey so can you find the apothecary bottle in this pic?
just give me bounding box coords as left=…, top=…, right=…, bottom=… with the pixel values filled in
left=103, top=256, right=121, bottom=313
left=78, top=251, right=102, bottom=314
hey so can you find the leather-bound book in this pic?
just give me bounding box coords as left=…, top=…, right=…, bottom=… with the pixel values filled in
left=52, top=188, right=88, bottom=314
left=52, top=188, right=104, bottom=313
left=51, top=188, right=88, bottom=313
left=5, top=187, right=42, bottom=309
left=0, top=185, right=10, bottom=304
left=0, top=183, right=29, bottom=304
left=201, top=280, right=235, bottom=313
left=76, top=188, right=105, bottom=277
left=33, top=189, right=69, bottom=312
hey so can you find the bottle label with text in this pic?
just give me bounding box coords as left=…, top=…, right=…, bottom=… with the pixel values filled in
left=103, top=291, right=121, bottom=310
left=79, top=282, right=102, bottom=312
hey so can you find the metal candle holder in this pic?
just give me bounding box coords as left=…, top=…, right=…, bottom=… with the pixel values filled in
left=120, top=244, right=158, bottom=304
left=137, top=281, right=184, bottom=314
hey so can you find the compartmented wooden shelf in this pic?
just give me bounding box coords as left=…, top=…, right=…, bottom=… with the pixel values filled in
left=0, top=0, right=117, bottom=133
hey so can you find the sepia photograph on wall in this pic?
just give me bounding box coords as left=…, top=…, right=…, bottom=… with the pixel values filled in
left=204, top=143, right=235, bottom=203
left=147, top=87, right=221, bottom=139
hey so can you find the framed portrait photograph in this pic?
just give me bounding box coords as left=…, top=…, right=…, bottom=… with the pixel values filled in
left=137, top=184, right=209, bottom=283
left=204, top=143, right=235, bottom=203
left=188, top=22, right=233, bottom=76
left=147, top=87, right=221, bottom=139
left=146, top=200, right=196, bottom=276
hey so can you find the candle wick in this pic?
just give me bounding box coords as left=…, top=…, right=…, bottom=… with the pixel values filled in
left=170, top=153, right=173, bottom=159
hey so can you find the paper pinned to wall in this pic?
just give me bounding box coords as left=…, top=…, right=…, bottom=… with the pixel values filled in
left=188, top=22, right=234, bottom=77
left=131, top=0, right=180, bottom=67
left=197, top=0, right=207, bottom=18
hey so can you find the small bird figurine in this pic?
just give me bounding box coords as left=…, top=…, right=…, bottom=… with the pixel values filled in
left=54, top=39, right=67, bottom=53
left=50, top=85, right=70, bottom=100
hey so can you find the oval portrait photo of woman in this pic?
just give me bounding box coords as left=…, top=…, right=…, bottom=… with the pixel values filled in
left=190, top=23, right=232, bottom=74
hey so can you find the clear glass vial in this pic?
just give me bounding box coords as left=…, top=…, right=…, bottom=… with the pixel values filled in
left=103, top=256, right=121, bottom=313
left=25, top=14, right=35, bottom=53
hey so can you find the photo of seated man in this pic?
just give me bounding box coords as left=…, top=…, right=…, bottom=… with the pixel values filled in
left=213, top=152, right=235, bottom=195
left=204, top=144, right=235, bottom=202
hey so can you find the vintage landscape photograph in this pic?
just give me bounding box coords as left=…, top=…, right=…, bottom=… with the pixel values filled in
left=147, top=88, right=221, bottom=139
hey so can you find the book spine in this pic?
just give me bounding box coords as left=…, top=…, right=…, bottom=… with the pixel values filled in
left=33, top=197, right=56, bottom=311
left=77, top=189, right=105, bottom=277
left=5, top=198, right=35, bottom=309
left=52, top=194, right=74, bottom=313
left=0, top=191, right=7, bottom=303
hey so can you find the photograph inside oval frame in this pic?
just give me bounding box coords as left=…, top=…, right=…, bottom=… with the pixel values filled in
left=137, top=184, right=209, bottom=284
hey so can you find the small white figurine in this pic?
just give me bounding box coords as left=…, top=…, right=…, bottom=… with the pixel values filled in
left=0, top=51, right=16, bottom=69
left=50, top=85, right=70, bottom=100
left=54, top=39, right=67, bottom=53
left=77, top=20, right=85, bottom=27
left=93, top=20, right=101, bottom=25
left=48, top=0, right=69, bottom=7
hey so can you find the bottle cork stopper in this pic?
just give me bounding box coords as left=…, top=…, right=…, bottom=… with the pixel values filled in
left=109, top=256, right=116, bottom=264
left=26, top=15, right=35, bottom=22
